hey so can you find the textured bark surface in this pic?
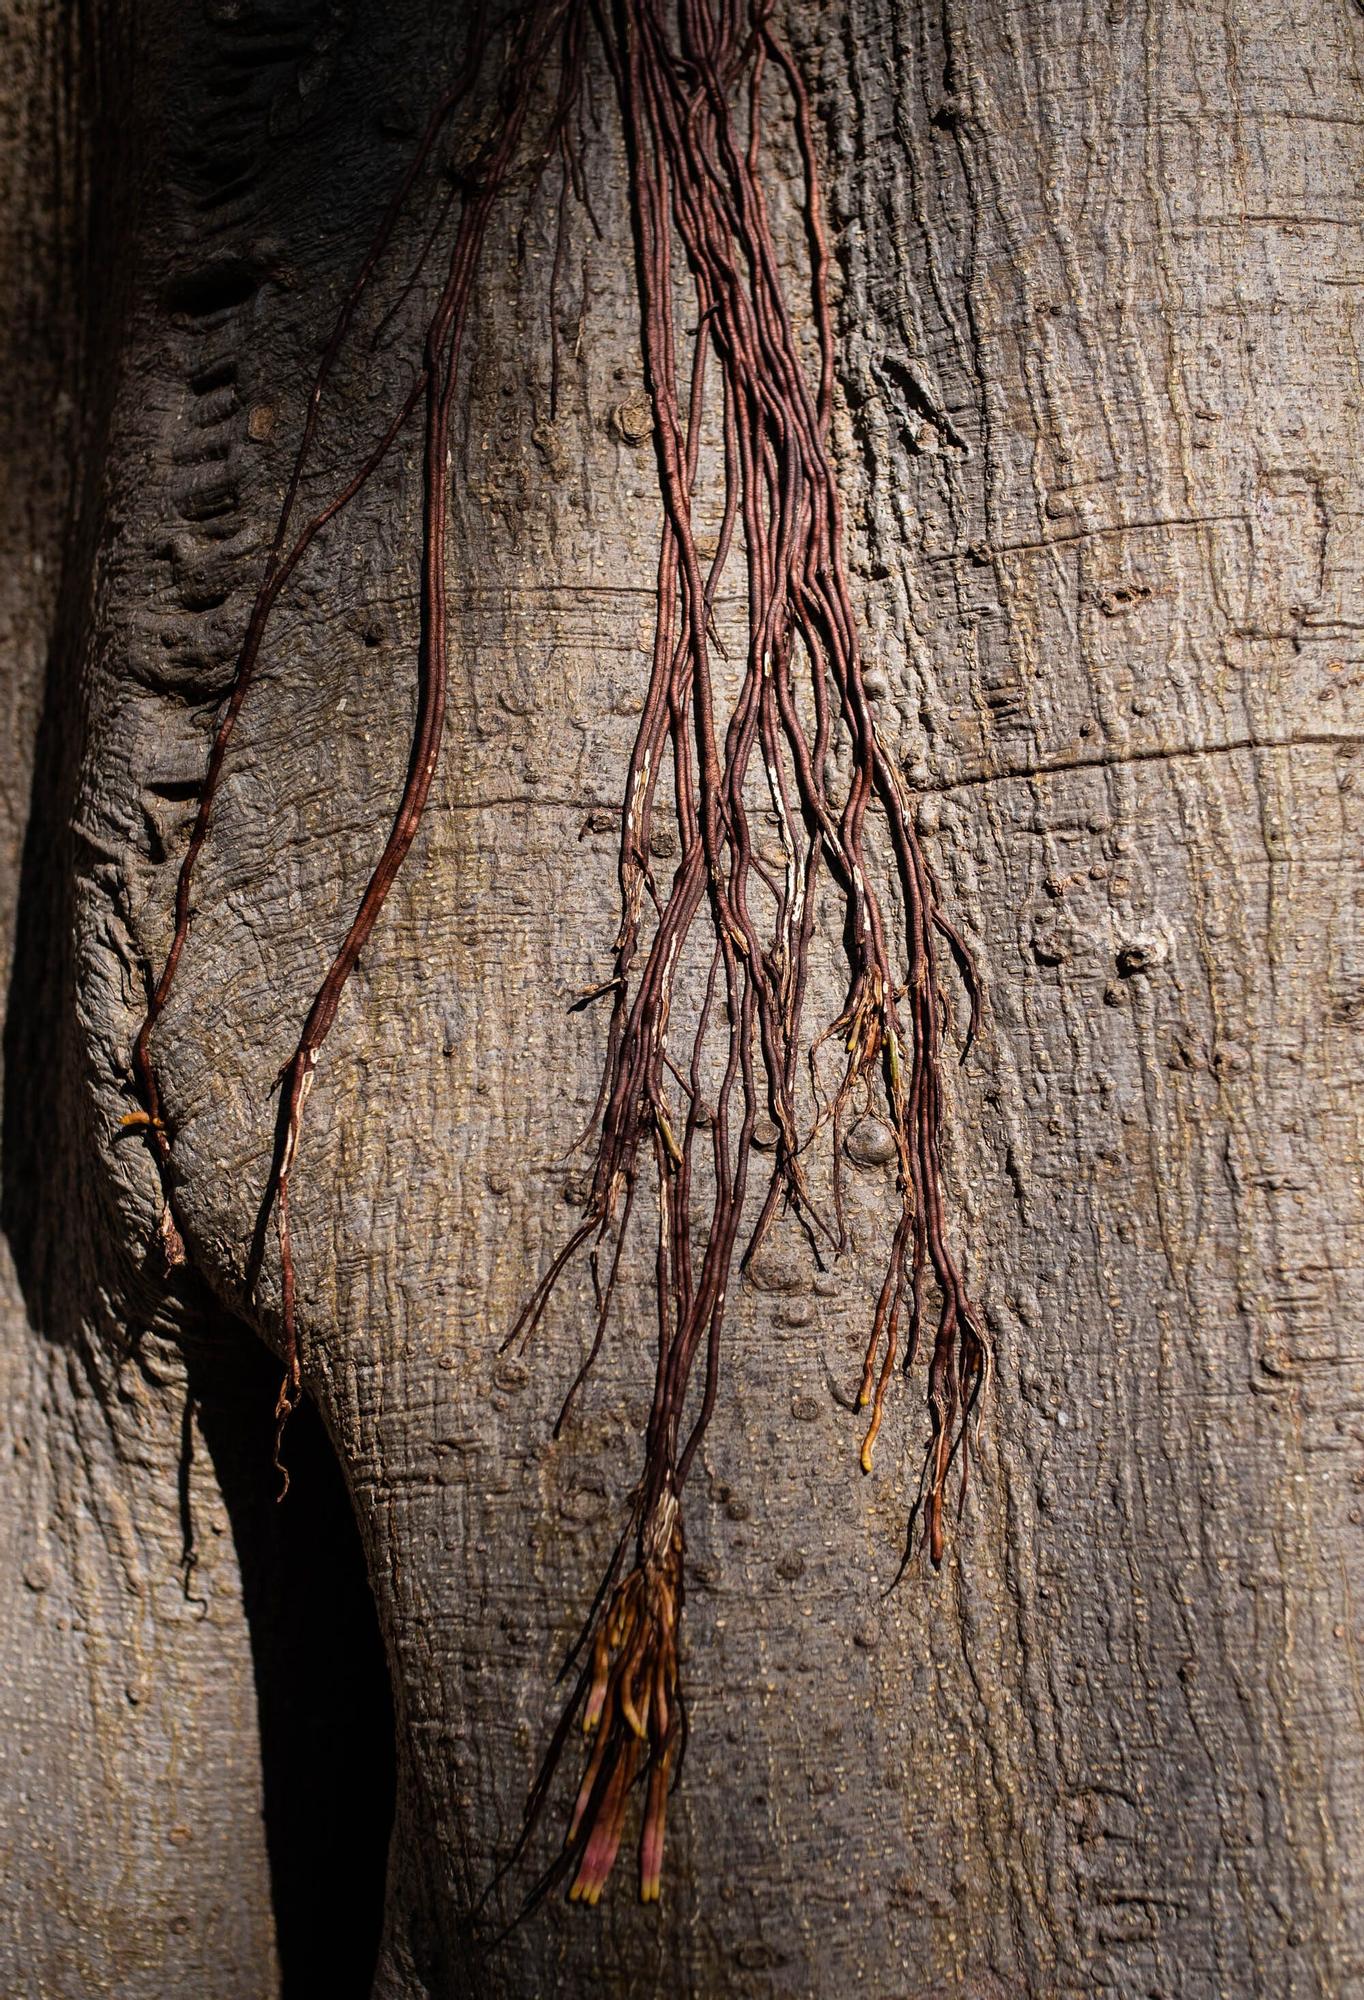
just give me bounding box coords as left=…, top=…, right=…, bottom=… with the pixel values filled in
left=1, top=6, right=280, bottom=1993
left=3, top=1, right=1363, bottom=1996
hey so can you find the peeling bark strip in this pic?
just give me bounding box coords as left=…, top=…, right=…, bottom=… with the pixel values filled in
left=130, top=0, right=986, bottom=1907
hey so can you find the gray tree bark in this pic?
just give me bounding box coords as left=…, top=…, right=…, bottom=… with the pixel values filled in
left=2, top=1, right=1362, bottom=1997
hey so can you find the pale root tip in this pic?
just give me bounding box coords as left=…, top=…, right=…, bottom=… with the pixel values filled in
left=860, top=1438, right=875, bottom=1474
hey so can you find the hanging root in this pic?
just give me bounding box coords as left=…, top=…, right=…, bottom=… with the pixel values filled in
left=128, top=0, right=988, bottom=1914
left=128, top=1, right=571, bottom=1471
left=504, top=0, right=988, bottom=1906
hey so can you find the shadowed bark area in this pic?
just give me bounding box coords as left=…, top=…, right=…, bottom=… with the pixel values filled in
left=192, top=1352, right=397, bottom=1998
left=0, top=4, right=393, bottom=1993
left=2, top=1, right=1362, bottom=1997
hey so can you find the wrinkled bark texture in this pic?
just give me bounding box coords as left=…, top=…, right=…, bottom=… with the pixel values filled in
left=3, top=0, right=1362, bottom=1996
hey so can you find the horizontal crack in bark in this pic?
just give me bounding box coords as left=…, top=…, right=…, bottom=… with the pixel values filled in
left=922, top=730, right=1363, bottom=794
left=429, top=731, right=1362, bottom=815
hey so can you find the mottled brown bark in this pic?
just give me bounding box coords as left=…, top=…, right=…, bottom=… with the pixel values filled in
left=2, top=1, right=1362, bottom=1996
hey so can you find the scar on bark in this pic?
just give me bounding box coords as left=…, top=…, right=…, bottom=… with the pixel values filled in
left=129, top=0, right=988, bottom=1911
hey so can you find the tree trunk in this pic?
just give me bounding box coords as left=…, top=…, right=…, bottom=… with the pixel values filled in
left=2, top=1, right=1361, bottom=1996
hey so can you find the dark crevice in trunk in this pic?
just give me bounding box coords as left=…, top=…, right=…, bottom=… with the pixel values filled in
left=192, top=1333, right=397, bottom=2000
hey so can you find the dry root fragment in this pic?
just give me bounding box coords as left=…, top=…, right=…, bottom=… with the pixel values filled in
left=568, top=1494, right=683, bottom=1905
left=156, top=1201, right=186, bottom=1271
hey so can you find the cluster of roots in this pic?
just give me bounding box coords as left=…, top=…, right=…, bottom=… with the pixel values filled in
left=131, top=0, right=987, bottom=1912
left=568, top=1493, right=683, bottom=1904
